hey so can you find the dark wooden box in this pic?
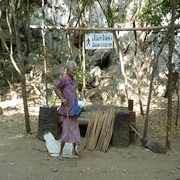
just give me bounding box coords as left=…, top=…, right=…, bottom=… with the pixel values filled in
left=111, top=108, right=130, bottom=147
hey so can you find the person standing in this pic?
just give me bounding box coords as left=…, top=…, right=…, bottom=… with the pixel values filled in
left=53, top=60, right=81, bottom=161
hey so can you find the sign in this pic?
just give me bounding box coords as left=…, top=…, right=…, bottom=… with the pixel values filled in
left=85, top=33, right=113, bottom=50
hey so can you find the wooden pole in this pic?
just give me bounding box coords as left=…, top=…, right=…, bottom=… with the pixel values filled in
left=29, top=24, right=180, bottom=31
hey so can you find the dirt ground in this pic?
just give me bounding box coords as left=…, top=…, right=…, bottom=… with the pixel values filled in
left=0, top=99, right=180, bottom=180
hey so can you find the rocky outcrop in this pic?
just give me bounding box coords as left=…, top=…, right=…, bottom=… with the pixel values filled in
left=0, top=0, right=180, bottom=108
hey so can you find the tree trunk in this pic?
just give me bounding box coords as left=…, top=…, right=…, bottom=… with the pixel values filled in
left=143, top=29, right=170, bottom=138
left=11, top=0, right=31, bottom=133
left=166, top=0, right=176, bottom=149
left=41, top=0, right=48, bottom=106
left=27, top=0, right=31, bottom=53
left=5, top=0, right=21, bottom=74
left=175, top=83, right=179, bottom=126
left=0, top=1, right=2, bottom=25
left=133, top=20, right=144, bottom=115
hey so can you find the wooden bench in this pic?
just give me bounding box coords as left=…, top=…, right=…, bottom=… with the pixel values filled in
left=58, top=111, right=90, bottom=127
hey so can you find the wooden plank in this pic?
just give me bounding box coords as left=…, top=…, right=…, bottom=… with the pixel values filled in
left=58, top=117, right=89, bottom=126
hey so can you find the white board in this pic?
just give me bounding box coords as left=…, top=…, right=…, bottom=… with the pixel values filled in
left=85, top=33, right=113, bottom=50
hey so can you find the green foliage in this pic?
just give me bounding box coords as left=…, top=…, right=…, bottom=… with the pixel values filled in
left=139, top=0, right=180, bottom=27
left=76, top=66, right=83, bottom=85
left=20, top=0, right=35, bottom=14
left=49, top=95, right=59, bottom=106
left=103, top=4, right=126, bottom=27
left=20, top=0, right=27, bottom=10
left=31, top=39, right=44, bottom=54
left=139, top=0, right=163, bottom=26
left=19, top=0, right=35, bottom=24
left=116, top=15, right=126, bottom=24
left=109, top=7, right=126, bottom=24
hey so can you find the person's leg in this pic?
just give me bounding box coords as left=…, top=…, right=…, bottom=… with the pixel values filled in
left=72, top=143, right=79, bottom=156
left=58, top=142, right=65, bottom=161
left=58, top=115, right=68, bottom=161
left=71, top=117, right=80, bottom=157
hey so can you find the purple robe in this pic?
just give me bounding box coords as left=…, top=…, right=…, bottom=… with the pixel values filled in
left=54, top=75, right=81, bottom=145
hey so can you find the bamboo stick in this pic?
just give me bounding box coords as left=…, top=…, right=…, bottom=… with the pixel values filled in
left=95, top=113, right=106, bottom=150
left=105, top=111, right=116, bottom=151
left=86, top=111, right=97, bottom=150
left=89, top=111, right=100, bottom=150
left=29, top=24, right=180, bottom=31
left=83, top=110, right=96, bottom=149
left=84, top=108, right=116, bottom=152
left=87, top=110, right=101, bottom=150
left=102, top=109, right=116, bottom=152
left=101, top=110, right=113, bottom=151
left=91, top=111, right=105, bottom=150
left=88, top=110, right=100, bottom=150
left=96, top=110, right=109, bottom=150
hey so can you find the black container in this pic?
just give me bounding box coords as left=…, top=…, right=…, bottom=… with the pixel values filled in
left=37, top=106, right=59, bottom=141
left=111, top=108, right=130, bottom=147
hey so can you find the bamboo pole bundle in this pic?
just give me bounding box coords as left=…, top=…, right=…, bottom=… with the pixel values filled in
left=98, top=108, right=113, bottom=151
left=82, top=110, right=97, bottom=149
left=88, top=110, right=101, bottom=150
left=83, top=108, right=116, bottom=152
left=86, top=110, right=99, bottom=150
left=83, top=111, right=98, bottom=149
left=91, top=111, right=106, bottom=150
left=95, top=110, right=109, bottom=150
left=101, top=109, right=116, bottom=152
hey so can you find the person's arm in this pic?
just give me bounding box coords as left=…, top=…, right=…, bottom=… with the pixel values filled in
left=53, top=86, right=68, bottom=105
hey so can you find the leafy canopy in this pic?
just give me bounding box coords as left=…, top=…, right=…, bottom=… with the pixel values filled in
left=139, top=0, right=180, bottom=26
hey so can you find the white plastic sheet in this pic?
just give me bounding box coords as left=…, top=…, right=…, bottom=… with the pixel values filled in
left=43, top=132, right=78, bottom=158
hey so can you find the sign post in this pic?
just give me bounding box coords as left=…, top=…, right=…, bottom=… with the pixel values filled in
left=85, top=33, right=113, bottom=50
